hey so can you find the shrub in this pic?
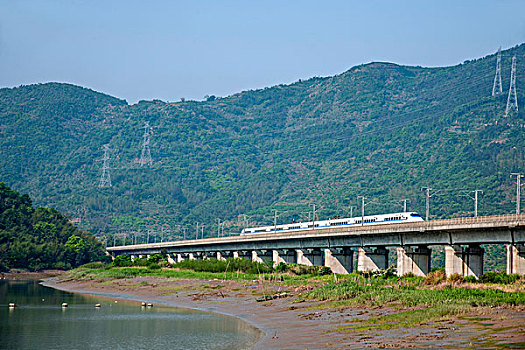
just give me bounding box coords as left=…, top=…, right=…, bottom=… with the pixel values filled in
left=99, top=255, right=113, bottom=264
left=319, top=266, right=333, bottom=275
left=447, top=273, right=464, bottom=283
left=112, top=255, right=132, bottom=267
left=132, top=258, right=151, bottom=267
left=147, top=263, right=161, bottom=270
left=424, top=270, right=446, bottom=285
left=359, top=266, right=397, bottom=279
left=479, top=272, right=521, bottom=284
left=402, top=272, right=417, bottom=278
left=54, top=261, right=72, bottom=270
left=172, top=257, right=274, bottom=274
left=148, top=254, right=163, bottom=263
left=80, top=262, right=108, bottom=269
left=463, top=276, right=478, bottom=283
left=274, top=262, right=288, bottom=273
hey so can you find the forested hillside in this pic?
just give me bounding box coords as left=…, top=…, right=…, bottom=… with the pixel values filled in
left=0, top=45, right=523, bottom=247
left=0, top=183, right=106, bottom=271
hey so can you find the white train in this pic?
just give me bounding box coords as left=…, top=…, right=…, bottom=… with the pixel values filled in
left=241, top=212, right=424, bottom=235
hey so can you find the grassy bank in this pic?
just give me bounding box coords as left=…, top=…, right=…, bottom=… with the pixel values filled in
left=303, top=271, right=524, bottom=332
left=64, top=258, right=524, bottom=330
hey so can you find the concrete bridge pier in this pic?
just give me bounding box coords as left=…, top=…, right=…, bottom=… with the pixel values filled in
left=507, top=244, right=525, bottom=275
left=297, top=249, right=323, bottom=266
left=445, top=245, right=484, bottom=278
left=357, top=247, right=388, bottom=272
left=131, top=255, right=136, bottom=261
left=166, top=254, right=176, bottom=264
left=324, top=248, right=353, bottom=274
left=272, top=249, right=296, bottom=266
left=234, top=250, right=251, bottom=260
left=252, top=250, right=263, bottom=263
left=215, top=251, right=227, bottom=261
left=252, top=250, right=272, bottom=263
left=176, top=253, right=185, bottom=262
left=186, top=252, right=196, bottom=260
left=396, top=246, right=431, bottom=276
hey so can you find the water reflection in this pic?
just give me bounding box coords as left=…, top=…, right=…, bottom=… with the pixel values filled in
left=0, top=280, right=260, bottom=350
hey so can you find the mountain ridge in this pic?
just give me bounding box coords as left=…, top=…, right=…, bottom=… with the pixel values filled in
left=0, top=44, right=523, bottom=252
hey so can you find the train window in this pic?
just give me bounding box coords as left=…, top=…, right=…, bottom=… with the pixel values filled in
left=410, top=213, right=421, bottom=217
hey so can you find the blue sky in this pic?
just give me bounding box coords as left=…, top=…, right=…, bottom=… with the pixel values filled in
left=1, top=0, right=524, bottom=103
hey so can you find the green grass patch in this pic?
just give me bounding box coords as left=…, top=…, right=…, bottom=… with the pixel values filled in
left=306, top=275, right=524, bottom=308
left=338, top=304, right=470, bottom=332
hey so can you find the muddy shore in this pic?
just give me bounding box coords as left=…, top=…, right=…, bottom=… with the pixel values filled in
left=40, top=275, right=525, bottom=349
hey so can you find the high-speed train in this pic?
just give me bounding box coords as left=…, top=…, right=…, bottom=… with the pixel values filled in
left=240, top=212, right=423, bottom=235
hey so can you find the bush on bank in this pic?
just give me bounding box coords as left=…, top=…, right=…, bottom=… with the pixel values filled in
left=107, top=255, right=334, bottom=276
left=107, top=255, right=522, bottom=284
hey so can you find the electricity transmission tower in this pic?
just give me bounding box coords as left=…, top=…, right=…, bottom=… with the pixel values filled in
left=505, top=56, right=518, bottom=117
left=140, top=122, right=152, bottom=166
left=99, top=144, right=112, bottom=187
left=492, top=47, right=503, bottom=96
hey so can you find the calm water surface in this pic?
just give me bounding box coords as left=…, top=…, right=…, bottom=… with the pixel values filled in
left=0, top=280, right=261, bottom=350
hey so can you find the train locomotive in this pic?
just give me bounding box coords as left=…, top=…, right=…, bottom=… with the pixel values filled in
left=241, top=212, right=424, bottom=235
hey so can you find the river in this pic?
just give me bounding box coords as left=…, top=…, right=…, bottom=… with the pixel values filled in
left=0, top=280, right=261, bottom=350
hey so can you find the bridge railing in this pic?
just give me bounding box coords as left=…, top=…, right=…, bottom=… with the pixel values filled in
left=420, top=214, right=525, bottom=227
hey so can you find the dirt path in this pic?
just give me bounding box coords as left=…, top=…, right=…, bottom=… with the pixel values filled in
left=42, top=276, right=525, bottom=349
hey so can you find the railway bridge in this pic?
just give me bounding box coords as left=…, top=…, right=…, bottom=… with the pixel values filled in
left=107, top=214, right=525, bottom=277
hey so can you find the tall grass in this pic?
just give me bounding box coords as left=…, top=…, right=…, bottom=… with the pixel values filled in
left=307, top=275, right=524, bottom=308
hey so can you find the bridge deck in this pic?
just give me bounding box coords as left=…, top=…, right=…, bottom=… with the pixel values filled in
left=107, top=214, right=525, bottom=255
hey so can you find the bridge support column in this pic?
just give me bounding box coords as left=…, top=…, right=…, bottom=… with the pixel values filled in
left=187, top=253, right=196, bottom=260
left=252, top=250, right=264, bottom=263
left=216, top=251, right=226, bottom=261
left=131, top=255, right=136, bottom=261
left=396, top=246, right=431, bottom=277
left=234, top=251, right=251, bottom=260
left=297, top=249, right=323, bottom=266
left=507, top=244, right=525, bottom=275
left=357, top=247, right=388, bottom=272
left=176, top=253, right=185, bottom=263
left=273, top=249, right=296, bottom=266
left=445, top=245, right=484, bottom=278
left=166, top=254, right=176, bottom=265
left=324, top=248, right=353, bottom=274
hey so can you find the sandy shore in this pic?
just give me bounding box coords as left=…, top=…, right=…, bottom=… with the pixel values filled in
left=40, top=275, right=525, bottom=349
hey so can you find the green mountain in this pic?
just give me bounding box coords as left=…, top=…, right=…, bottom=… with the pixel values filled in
left=0, top=45, right=524, bottom=251
left=0, top=182, right=106, bottom=271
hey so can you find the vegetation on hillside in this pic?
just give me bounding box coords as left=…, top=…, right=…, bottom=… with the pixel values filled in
left=0, top=44, right=523, bottom=274
left=0, top=183, right=107, bottom=271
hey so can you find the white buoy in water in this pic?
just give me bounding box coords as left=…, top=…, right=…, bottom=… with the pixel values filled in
left=9, top=303, right=17, bottom=308
left=141, top=302, right=147, bottom=307
left=62, top=303, right=68, bottom=308
left=95, top=304, right=101, bottom=308
left=147, top=303, right=153, bottom=308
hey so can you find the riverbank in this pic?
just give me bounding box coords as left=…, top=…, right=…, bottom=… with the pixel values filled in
left=1, top=269, right=65, bottom=281
left=44, top=269, right=525, bottom=349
